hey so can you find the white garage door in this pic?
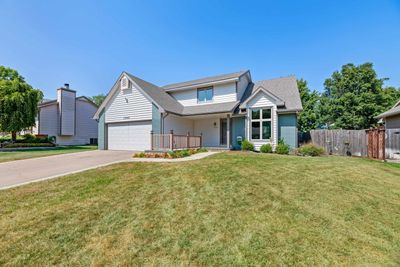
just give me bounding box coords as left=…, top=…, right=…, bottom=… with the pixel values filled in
left=107, top=121, right=152, bottom=151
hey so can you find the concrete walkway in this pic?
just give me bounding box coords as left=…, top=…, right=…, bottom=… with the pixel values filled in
left=0, top=151, right=219, bottom=190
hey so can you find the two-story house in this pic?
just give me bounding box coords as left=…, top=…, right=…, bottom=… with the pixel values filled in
left=35, top=84, right=98, bottom=146
left=93, top=70, right=302, bottom=151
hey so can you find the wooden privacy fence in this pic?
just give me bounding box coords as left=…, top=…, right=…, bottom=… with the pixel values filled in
left=151, top=130, right=202, bottom=151
left=310, top=128, right=400, bottom=160
left=366, top=127, right=385, bottom=160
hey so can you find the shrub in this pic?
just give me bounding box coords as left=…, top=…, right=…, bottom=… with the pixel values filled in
left=296, top=144, right=325, bottom=157
left=133, top=148, right=207, bottom=159
left=241, top=140, right=254, bottom=151
left=48, top=136, right=56, bottom=144
left=275, top=139, right=290, bottom=155
left=2, top=143, right=55, bottom=148
left=133, top=152, right=146, bottom=158
left=260, top=144, right=273, bottom=153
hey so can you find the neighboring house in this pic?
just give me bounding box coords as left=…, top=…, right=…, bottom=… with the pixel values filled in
left=376, top=100, right=400, bottom=129
left=34, top=84, right=98, bottom=145
left=93, top=70, right=303, bottom=151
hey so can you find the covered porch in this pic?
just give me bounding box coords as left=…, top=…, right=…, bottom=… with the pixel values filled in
left=150, top=113, right=245, bottom=151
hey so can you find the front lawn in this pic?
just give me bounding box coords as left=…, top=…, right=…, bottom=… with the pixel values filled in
left=0, top=145, right=97, bottom=163
left=0, top=153, right=399, bottom=265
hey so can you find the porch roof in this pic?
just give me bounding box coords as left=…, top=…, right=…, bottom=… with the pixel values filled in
left=180, top=101, right=239, bottom=116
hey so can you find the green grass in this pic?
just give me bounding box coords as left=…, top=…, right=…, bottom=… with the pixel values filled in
left=0, top=145, right=97, bottom=163
left=0, top=152, right=399, bottom=266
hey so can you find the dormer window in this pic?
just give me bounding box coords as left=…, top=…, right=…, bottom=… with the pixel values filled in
left=197, top=87, right=213, bottom=103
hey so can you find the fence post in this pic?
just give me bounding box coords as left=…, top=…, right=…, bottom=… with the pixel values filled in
left=187, top=132, right=190, bottom=149
left=380, top=126, right=386, bottom=161
left=170, top=130, right=174, bottom=151
left=150, top=130, right=154, bottom=151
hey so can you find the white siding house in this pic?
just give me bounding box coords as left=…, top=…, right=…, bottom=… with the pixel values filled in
left=37, top=84, right=98, bottom=146
left=94, top=70, right=303, bottom=151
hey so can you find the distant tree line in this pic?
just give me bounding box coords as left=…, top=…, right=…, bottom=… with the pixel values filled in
left=298, top=62, right=400, bottom=132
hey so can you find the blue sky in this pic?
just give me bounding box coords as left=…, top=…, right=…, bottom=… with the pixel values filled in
left=1, top=0, right=399, bottom=99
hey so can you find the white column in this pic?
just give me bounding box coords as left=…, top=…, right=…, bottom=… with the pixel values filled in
left=227, top=115, right=230, bottom=149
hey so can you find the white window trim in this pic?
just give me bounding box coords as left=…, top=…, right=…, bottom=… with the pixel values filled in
left=250, top=107, right=272, bottom=141
left=197, top=86, right=214, bottom=104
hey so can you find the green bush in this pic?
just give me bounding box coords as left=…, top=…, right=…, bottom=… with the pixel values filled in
left=133, top=148, right=207, bottom=159
left=2, top=143, right=55, bottom=148
left=260, top=144, right=273, bottom=153
left=296, top=144, right=325, bottom=157
left=241, top=140, right=254, bottom=151
left=275, top=139, right=290, bottom=155
left=133, top=152, right=146, bottom=158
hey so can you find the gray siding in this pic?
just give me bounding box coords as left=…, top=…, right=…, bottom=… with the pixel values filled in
left=105, top=84, right=152, bottom=123
left=278, top=113, right=298, bottom=149
left=98, top=111, right=106, bottom=150
left=386, top=115, right=400, bottom=129
left=58, top=89, right=76, bottom=135
left=236, top=74, right=250, bottom=100
left=38, top=99, right=98, bottom=146
left=39, top=104, right=59, bottom=136
left=152, top=104, right=161, bottom=134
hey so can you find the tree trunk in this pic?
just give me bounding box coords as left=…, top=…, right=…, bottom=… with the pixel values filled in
left=11, top=131, right=17, bottom=142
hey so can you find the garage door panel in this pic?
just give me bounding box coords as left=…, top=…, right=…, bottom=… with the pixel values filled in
left=107, top=121, right=151, bottom=151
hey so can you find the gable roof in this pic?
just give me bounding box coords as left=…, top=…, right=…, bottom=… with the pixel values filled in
left=93, top=72, right=184, bottom=119
left=239, top=76, right=303, bottom=112
left=163, top=70, right=250, bottom=91
left=124, top=72, right=184, bottom=114
left=375, top=100, right=400, bottom=119
left=94, top=71, right=303, bottom=119
left=240, top=86, right=285, bottom=108
left=38, top=96, right=97, bottom=108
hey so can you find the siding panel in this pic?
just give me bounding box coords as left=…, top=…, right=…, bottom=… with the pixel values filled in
left=39, top=104, right=59, bottom=136
left=105, top=85, right=152, bottom=123
left=163, top=115, right=194, bottom=135
left=170, top=82, right=237, bottom=106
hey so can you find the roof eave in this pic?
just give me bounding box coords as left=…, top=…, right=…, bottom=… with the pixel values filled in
left=164, top=77, right=240, bottom=92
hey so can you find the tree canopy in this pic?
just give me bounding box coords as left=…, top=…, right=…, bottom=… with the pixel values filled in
left=0, top=66, right=43, bottom=140
left=297, top=79, right=321, bottom=132
left=298, top=63, right=400, bottom=132
left=90, top=94, right=106, bottom=106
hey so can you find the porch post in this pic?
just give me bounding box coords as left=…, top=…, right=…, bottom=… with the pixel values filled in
left=150, top=130, right=154, bottom=150
left=227, top=115, right=230, bottom=149
left=170, top=130, right=174, bottom=151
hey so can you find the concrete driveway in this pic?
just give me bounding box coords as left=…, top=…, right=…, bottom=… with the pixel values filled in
left=0, top=150, right=134, bottom=190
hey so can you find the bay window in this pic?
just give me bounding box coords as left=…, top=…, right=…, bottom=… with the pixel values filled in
left=251, top=108, right=272, bottom=140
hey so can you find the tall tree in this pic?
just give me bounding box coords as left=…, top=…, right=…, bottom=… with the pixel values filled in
left=297, top=79, right=321, bottom=132
left=90, top=94, right=106, bottom=106
left=0, top=66, right=43, bottom=141
left=320, top=63, right=400, bottom=129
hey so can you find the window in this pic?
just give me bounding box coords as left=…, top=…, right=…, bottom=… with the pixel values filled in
left=251, top=108, right=272, bottom=140
left=197, top=87, right=213, bottom=103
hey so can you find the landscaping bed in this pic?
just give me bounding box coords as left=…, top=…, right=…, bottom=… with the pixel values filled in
left=134, top=148, right=208, bottom=159
left=1, top=143, right=55, bottom=149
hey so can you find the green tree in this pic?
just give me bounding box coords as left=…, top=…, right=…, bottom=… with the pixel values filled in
left=297, top=79, right=321, bottom=132
left=320, top=63, right=400, bottom=129
left=0, top=66, right=43, bottom=141
left=90, top=94, right=106, bottom=106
